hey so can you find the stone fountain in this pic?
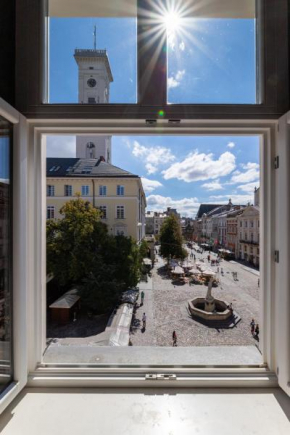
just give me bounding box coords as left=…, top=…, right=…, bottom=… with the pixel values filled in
left=188, top=278, right=232, bottom=321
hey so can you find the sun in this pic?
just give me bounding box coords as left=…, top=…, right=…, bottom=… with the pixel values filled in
left=162, top=11, right=182, bottom=35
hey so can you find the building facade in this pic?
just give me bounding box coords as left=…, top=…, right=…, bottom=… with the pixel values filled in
left=47, top=158, right=146, bottom=242
left=237, top=205, right=260, bottom=266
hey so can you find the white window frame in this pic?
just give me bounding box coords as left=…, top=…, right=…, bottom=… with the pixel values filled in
left=117, top=185, right=124, bottom=196
left=81, top=185, right=89, bottom=196
left=99, top=185, right=107, bottom=196
left=64, top=184, right=72, bottom=196
left=47, top=185, right=55, bottom=197
left=2, top=109, right=290, bottom=400
left=116, top=205, right=125, bottom=219
left=46, top=206, right=55, bottom=219
left=99, top=206, right=107, bottom=219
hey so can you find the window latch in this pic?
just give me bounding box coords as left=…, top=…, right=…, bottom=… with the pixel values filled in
left=145, top=374, right=177, bottom=381
left=168, top=119, right=181, bottom=125
left=274, top=156, right=279, bottom=169
left=146, top=119, right=157, bottom=126
left=274, top=250, right=279, bottom=263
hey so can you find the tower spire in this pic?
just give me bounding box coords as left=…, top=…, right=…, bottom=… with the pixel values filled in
left=93, top=25, right=96, bottom=50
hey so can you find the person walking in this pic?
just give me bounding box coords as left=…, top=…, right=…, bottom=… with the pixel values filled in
left=172, top=331, right=177, bottom=347
left=255, top=324, right=259, bottom=340
left=140, top=290, right=145, bottom=305
left=142, top=313, right=147, bottom=330
left=250, top=319, right=255, bottom=335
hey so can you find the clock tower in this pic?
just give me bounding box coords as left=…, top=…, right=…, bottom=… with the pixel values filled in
left=74, top=38, right=113, bottom=162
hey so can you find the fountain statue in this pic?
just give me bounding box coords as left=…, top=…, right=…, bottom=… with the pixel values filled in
left=204, top=277, right=215, bottom=312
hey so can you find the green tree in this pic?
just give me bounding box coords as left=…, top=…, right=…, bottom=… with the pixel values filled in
left=139, top=239, right=149, bottom=259
left=47, top=197, right=143, bottom=313
left=159, top=215, right=187, bottom=262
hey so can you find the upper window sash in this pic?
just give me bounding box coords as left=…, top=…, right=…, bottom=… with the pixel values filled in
left=14, top=0, right=290, bottom=118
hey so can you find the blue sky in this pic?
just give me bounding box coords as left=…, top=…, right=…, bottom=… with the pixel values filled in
left=47, top=134, right=260, bottom=217
left=47, top=14, right=259, bottom=217
left=0, top=137, right=10, bottom=183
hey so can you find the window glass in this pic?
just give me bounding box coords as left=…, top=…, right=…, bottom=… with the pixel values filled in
left=117, top=185, right=124, bottom=195
left=45, top=134, right=261, bottom=366
left=166, top=1, right=257, bottom=104
left=82, top=185, right=89, bottom=196
left=65, top=185, right=73, bottom=196
left=47, top=206, right=55, bottom=219
left=47, top=185, right=55, bottom=196
left=48, top=0, right=137, bottom=104
left=0, top=116, right=13, bottom=392
left=99, top=185, right=107, bottom=196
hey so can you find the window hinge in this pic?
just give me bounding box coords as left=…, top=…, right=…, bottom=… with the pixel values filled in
left=274, top=250, right=279, bottom=263
left=146, top=119, right=157, bottom=126
left=168, top=119, right=181, bottom=125
left=274, top=156, right=279, bottom=169
left=145, top=374, right=177, bottom=381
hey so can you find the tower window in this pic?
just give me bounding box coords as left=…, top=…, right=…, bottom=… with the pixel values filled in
left=88, top=97, right=96, bottom=104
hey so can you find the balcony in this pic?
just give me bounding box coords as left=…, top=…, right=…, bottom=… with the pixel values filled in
left=239, top=239, right=259, bottom=245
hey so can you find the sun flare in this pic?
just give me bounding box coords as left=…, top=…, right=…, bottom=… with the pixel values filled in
left=162, top=11, right=182, bottom=35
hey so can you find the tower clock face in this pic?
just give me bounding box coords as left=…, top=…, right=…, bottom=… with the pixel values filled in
left=87, top=78, right=96, bottom=88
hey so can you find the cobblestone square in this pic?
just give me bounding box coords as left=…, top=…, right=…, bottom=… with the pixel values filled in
left=130, top=249, right=260, bottom=348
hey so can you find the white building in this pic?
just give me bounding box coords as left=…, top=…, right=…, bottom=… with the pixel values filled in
left=74, top=47, right=113, bottom=163
left=237, top=205, right=260, bottom=266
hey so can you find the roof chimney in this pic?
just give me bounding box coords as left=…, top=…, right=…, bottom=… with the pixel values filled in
left=100, top=156, right=105, bottom=162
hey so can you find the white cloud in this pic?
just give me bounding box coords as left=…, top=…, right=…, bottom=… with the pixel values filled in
left=162, top=151, right=236, bottom=183
left=0, top=178, right=9, bottom=184
left=168, top=69, right=185, bottom=89
left=46, top=136, right=76, bottom=157
left=202, top=180, right=224, bottom=191
left=230, top=162, right=259, bottom=184
left=209, top=194, right=254, bottom=205
left=179, top=41, right=185, bottom=51
left=227, top=142, right=235, bottom=149
left=141, top=178, right=163, bottom=193
left=147, top=195, right=200, bottom=218
left=237, top=181, right=260, bottom=194
left=130, top=140, right=175, bottom=175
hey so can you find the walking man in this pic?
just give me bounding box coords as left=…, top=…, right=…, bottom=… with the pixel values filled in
left=142, top=313, right=147, bottom=330
left=140, top=290, right=145, bottom=305
left=172, top=331, right=177, bottom=347
left=250, top=319, right=255, bottom=335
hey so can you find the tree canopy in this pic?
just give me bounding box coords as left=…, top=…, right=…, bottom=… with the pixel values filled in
left=47, top=197, right=143, bottom=313
left=159, top=215, right=187, bottom=261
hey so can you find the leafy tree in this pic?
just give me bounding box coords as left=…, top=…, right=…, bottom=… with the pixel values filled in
left=159, top=215, right=187, bottom=262
left=139, top=239, right=149, bottom=259
left=47, top=196, right=143, bottom=313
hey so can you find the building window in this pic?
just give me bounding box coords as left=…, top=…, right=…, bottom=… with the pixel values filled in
left=245, top=221, right=248, bottom=228
left=88, top=97, right=96, bottom=104
left=64, top=185, right=72, bottom=196
left=47, top=206, right=55, bottom=219
left=81, top=185, right=89, bottom=196
left=240, top=221, right=242, bottom=227
left=117, top=185, right=124, bottom=196
left=251, top=233, right=254, bottom=242
left=99, top=206, right=107, bottom=219
left=250, top=221, right=254, bottom=228
left=99, top=185, right=107, bottom=196
left=47, top=185, right=55, bottom=196
left=116, top=205, right=125, bottom=219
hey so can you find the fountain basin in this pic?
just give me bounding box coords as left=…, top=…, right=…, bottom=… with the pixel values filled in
left=188, top=297, right=232, bottom=321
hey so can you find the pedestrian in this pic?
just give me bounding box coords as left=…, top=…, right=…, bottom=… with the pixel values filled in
left=255, top=323, right=259, bottom=340
left=194, top=254, right=196, bottom=261
left=217, top=267, right=219, bottom=273
left=172, top=330, right=177, bottom=347
left=207, top=254, right=210, bottom=262
left=221, top=267, right=224, bottom=275
left=140, top=290, right=145, bottom=305
left=250, top=319, right=255, bottom=335
left=142, top=312, right=147, bottom=329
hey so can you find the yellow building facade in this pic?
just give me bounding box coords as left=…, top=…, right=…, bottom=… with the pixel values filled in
left=47, top=158, right=146, bottom=242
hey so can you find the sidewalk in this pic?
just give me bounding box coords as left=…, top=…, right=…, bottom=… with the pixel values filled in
left=130, top=276, right=156, bottom=346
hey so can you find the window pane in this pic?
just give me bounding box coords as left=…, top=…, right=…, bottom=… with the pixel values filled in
left=0, top=116, right=13, bottom=392
left=167, top=1, right=257, bottom=104
left=45, top=134, right=262, bottom=366
left=48, top=1, right=137, bottom=104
